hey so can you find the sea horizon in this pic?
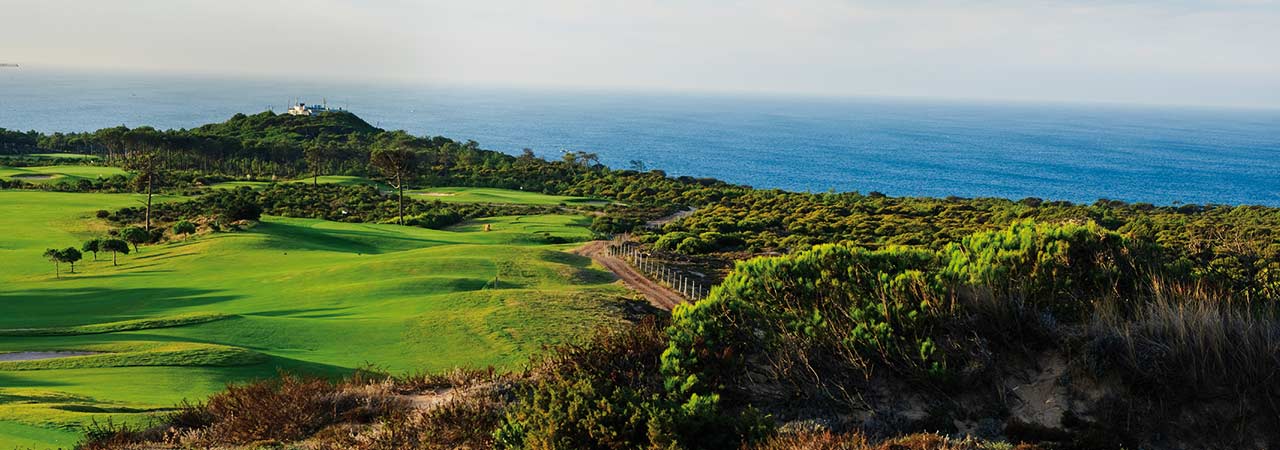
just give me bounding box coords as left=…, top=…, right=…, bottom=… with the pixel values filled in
left=3, top=68, right=1279, bottom=207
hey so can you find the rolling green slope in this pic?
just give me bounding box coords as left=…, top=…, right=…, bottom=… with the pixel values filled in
left=0, top=191, right=631, bottom=448
left=0, top=166, right=126, bottom=185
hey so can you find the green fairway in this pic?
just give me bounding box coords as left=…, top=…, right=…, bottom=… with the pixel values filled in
left=410, top=186, right=603, bottom=205
left=208, top=175, right=388, bottom=190
left=0, top=154, right=101, bottom=161
left=207, top=181, right=601, bottom=206
left=0, top=190, right=631, bottom=448
left=206, top=180, right=271, bottom=189
left=0, top=165, right=126, bottom=185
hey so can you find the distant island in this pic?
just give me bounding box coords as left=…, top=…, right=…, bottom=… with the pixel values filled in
left=3, top=110, right=1280, bottom=449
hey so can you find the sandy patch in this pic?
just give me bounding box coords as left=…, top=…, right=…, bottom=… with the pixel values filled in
left=419, top=192, right=457, bottom=197
left=0, top=351, right=100, bottom=362
left=1005, top=353, right=1069, bottom=429
left=8, top=173, right=56, bottom=179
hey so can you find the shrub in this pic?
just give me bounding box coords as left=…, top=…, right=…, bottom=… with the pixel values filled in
left=220, top=198, right=262, bottom=222
left=175, top=372, right=408, bottom=447
left=172, top=220, right=197, bottom=235
left=661, top=221, right=1153, bottom=408
left=497, top=318, right=770, bottom=449
left=119, top=226, right=149, bottom=251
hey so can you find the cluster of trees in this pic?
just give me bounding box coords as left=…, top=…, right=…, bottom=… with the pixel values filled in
left=0, top=128, right=41, bottom=153
left=42, top=247, right=81, bottom=278
left=80, top=237, right=132, bottom=266
left=42, top=230, right=177, bottom=279
left=109, top=183, right=564, bottom=232
left=41, top=235, right=137, bottom=278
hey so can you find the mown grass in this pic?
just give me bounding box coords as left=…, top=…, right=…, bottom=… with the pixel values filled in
left=208, top=175, right=389, bottom=190
left=0, top=190, right=632, bottom=448
left=0, top=341, right=265, bottom=371
left=409, top=186, right=603, bottom=205
left=0, top=312, right=233, bottom=337
left=0, top=420, right=81, bottom=450
left=0, top=165, right=126, bottom=185
left=0, top=153, right=101, bottom=160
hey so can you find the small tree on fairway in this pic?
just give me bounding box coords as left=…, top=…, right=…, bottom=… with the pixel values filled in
left=370, top=146, right=418, bottom=225
left=101, top=238, right=130, bottom=266
left=60, top=247, right=82, bottom=273
left=43, top=248, right=62, bottom=279
left=120, top=226, right=148, bottom=252
left=173, top=220, right=196, bottom=235
left=82, top=238, right=102, bottom=261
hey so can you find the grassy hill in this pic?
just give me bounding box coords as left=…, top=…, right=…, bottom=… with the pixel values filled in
left=0, top=190, right=632, bottom=448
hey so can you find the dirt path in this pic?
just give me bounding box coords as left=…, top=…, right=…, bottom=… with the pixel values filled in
left=570, top=241, right=685, bottom=310
left=646, top=207, right=697, bottom=229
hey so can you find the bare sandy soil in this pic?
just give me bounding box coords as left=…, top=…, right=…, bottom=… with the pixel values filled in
left=8, top=173, right=55, bottom=179
left=571, top=241, right=685, bottom=310
left=0, top=351, right=99, bottom=361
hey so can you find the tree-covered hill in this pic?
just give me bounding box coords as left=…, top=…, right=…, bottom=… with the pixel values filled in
left=192, top=110, right=381, bottom=142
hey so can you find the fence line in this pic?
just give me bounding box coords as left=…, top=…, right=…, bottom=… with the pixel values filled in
left=607, top=241, right=710, bottom=301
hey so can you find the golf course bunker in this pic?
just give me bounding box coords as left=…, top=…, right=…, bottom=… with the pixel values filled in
left=8, top=173, right=55, bottom=179
left=420, top=192, right=457, bottom=197
left=0, top=351, right=100, bottom=362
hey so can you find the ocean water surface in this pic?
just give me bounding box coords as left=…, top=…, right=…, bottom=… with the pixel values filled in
left=2, top=69, right=1277, bottom=205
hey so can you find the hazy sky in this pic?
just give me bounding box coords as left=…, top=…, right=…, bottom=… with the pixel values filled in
left=3, top=0, right=1278, bottom=107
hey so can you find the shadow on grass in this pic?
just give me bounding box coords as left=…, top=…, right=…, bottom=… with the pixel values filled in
left=251, top=221, right=461, bottom=254
left=0, top=372, right=73, bottom=389
left=61, top=269, right=176, bottom=281
left=245, top=307, right=354, bottom=319
left=0, top=287, right=240, bottom=329
left=199, top=353, right=367, bottom=385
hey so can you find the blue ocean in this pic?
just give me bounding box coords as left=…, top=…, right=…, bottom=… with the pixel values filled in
left=2, top=69, right=1277, bottom=206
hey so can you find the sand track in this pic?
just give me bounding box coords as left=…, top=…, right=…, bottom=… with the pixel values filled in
left=570, top=241, right=684, bottom=310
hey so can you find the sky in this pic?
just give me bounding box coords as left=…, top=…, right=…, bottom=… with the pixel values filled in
left=2, top=0, right=1278, bottom=108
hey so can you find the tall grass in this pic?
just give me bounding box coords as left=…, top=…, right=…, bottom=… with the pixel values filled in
left=748, top=430, right=1038, bottom=450
left=1088, top=280, right=1280, bottom=398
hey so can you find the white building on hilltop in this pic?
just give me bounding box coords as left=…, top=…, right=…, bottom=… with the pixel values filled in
left=286, top=100, right=344, bottom=116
